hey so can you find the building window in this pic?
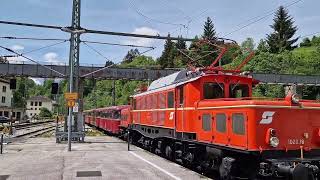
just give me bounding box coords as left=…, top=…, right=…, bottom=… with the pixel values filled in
left=167, top=91, right=174, bottom=108
left=202, top=114, right=212, bottom=131
left=2, top=86, right=6, bottom=93
left=39, top=102, right=42, bottom=106
left=203, top=83, right=224, bottom=99
left=12, top=112, right=16, bottom=117
left=4, top=111, right=9, bottom=117
left=232, top=113, right=245, bottom=135
left=0, top=111, right=2, bottom=116
left=31, top=108, right=33, bottom=110
left=35, top=108, right=37, bottom=110
left=31, top=101, right=34, bottom=106
left=35, top=102, right=38, bottom=106
left=1, top=96, right=5, bottom=103
left=30, top=113, right=32, bottom=116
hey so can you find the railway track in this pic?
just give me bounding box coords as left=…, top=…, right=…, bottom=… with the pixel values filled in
left=87, top=125, right=219, bottom=179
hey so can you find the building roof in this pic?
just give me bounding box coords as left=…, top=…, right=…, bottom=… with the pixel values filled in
left=0, top=78, right=9, bottom=84
left=27, top=96, right=52, bottom=102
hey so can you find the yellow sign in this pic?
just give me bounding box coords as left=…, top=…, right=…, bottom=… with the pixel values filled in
left=67, top=100, right=76, bottom=107
left=64, top=93, right=78, bottom=100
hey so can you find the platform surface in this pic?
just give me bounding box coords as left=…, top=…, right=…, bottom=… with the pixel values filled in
left=0, top=136, right=210, bottom=180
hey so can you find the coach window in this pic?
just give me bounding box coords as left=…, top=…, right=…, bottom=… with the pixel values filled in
left=203, top=83, right=224, bottom=99
left=232, top=113, right=245, bottom=135
left=229, top=84, right=249, bottom=98
left=202, top=114, right=212, bottom=131
left=216, top=113, right=226, bottom=133
left=167, top=91, right=174, bottom=108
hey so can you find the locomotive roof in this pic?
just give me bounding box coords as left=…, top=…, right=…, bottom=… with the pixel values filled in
left=134, top=69, right=255, bottom=98
left=147, top=69, right=197, bottom=91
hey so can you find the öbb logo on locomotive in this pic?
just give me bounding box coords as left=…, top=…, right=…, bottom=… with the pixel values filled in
left=259, top=111, right=275, bottom=124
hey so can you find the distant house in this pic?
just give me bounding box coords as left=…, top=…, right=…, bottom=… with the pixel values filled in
left=0, top=78, right=24, bottom=121
left=26, top=96, right=53, bottom=118
left=0, top=78, right=12, bottom=118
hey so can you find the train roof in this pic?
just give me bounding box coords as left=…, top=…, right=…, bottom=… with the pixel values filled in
left=85, top=105, right=130, bottom=112
left=134, top=69, right=256, bottom=98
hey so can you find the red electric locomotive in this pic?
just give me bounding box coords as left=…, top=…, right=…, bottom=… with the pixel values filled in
left=126, top=49, right=320, bottom=179
left=85, top=41, right=320, bottom=179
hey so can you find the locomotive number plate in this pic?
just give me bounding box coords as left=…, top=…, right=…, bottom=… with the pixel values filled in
left=287, top=139, right=304, bottom=145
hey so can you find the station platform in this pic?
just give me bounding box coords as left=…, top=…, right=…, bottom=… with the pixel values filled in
left=0, top=136, right=210, bottom=180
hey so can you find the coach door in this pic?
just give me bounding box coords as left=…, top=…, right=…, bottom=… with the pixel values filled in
left=212, top=113, right=229, bottom=145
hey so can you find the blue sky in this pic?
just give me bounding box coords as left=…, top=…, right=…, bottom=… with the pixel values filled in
left=0, top=0, right=319, bottom=67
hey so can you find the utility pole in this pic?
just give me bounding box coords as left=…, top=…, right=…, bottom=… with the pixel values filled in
left=112, top=80, right=116, bottom=106
left=67, top=0, right=81, bottom=152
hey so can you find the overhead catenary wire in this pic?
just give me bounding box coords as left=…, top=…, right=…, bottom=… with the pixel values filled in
left=82, top=42, right=114, bottom=62
left=0, top=45, right=66, bottom=77
left=0, top=36, right=69, bottom=41
left=128, top=0, right=186, bottom=28
left=221, top=0, right=303, bottom=38
left=81, top=40, right=155, bottom=49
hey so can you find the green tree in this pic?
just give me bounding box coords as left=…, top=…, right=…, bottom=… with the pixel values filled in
left=300, top=38, right=312, bottom=47
left=158, top=34, right=175, bottom=68
left=39, top=107, right=52, bottom=118
left=241, top=38, right=255, bottom=50
left=257, top=39, right=269, bottom=52
left=202, top=17, right=217, bottom=40
left=266, top=6, right=298, bottom=53
left=123, top=49, right=140, bottom=64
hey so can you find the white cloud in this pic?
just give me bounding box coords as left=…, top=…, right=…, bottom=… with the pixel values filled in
left=7, top=56, right=27, bottom=64
left=11, top=45, right=24, bottom=51
left=124, top=27, right=160, bottom=47
left=43, top=52, right=65, bottom=65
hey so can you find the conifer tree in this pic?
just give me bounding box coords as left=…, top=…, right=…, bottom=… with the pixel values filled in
left=158, top=34, right=175, bottom=68
left=202, top=17, right=217, bottom=41
left=266, top=6, right=298, bottom=53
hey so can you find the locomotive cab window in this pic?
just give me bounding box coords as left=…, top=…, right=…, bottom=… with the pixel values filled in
left=232, top=113, right=245, bottom=135
left=203, top=83, right=224, bottom=99
left=230, top=84, right=249, bottom=98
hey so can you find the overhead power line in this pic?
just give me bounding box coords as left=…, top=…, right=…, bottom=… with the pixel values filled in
left=129, top=0, right=186, bottom=27
left=81, top=40, right=155, bottom=49
left=0, top=36, right=69, bottom=41
left=222, top=0, right=303, bottom=38
left=0, top=45, right=65, bottom=76
left=0, top=20, right=195, bottom=41
left=0, top=40, right=69, bottom=57
left=82, top=42, right=113, bottom=62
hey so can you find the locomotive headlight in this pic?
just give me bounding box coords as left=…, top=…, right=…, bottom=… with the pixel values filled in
left=269, top=137, right=280, bottom=147
left=291, top=94, right=300, bottom=104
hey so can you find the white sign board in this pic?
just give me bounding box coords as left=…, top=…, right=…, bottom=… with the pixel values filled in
left=73, top=102, right=79, bottom=113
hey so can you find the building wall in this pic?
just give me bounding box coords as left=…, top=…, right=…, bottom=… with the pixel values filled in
left=26, top=100, right=53, bottom=118
left=0, top=80, right=12, bottom=117
left=0, top=81, right=12, bottom=107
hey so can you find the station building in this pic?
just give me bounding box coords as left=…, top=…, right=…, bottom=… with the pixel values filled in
left=26, top=96, right=53, bottom=118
